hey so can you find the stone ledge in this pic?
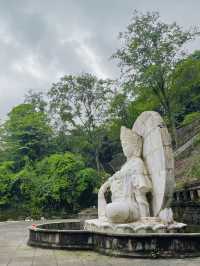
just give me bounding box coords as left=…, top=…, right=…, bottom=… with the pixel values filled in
left=28, top=221, right=200, bottom=258
left=84, top=218, right=186, bottom=234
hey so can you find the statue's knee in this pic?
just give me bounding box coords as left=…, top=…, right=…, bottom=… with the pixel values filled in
left=105, top=201, right=139, bottom=223
left=105, top=202, right=130, bottom=223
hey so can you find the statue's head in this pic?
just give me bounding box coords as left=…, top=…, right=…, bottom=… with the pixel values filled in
left=120, top=126, right=142, bottom=158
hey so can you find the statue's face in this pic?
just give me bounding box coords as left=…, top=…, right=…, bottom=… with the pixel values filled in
left=120, top=126, right=142, bottom=158
left=121, top=140, right=135, bottom=158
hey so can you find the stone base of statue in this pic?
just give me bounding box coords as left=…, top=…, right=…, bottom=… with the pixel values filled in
left=84, top=217, right=186, bottom=234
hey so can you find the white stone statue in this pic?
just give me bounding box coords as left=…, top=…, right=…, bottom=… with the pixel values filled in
left=98, top=126, right=152, bottom=223
left=84, top=111, right=186, bottom=233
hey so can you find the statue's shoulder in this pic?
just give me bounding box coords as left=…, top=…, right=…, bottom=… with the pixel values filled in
left=109, top=170, right=121, bottom=182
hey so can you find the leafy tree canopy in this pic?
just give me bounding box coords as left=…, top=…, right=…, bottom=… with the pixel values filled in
left=0, top=103, right=53, bottom=169
left=33, top=152, right=101, bottom=213
left=48, top=73, right=113, bottom=131
left=48, top=73, right=114, bottom=171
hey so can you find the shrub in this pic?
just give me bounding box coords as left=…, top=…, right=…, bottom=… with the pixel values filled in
left=181, top=112, right=200, bottom=126
left=33, top=152, right=101, bottom=214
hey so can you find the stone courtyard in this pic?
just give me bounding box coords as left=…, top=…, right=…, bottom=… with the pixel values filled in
left=0, top=220, right=199, bottom=266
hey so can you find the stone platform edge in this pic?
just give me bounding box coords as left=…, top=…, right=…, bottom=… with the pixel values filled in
left=28, top=223, right=200, bottom=258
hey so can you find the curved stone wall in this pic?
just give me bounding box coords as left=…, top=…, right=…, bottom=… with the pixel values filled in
left=28, top=221, right=200, bottom=258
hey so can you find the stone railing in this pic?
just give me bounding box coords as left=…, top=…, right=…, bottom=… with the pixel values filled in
left=173, top=183, right=200, bottom=202
left=172, top=182, right=200, bottom=225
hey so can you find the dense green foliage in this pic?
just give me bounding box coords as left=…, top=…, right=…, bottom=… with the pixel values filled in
left=0, top=10, right=200, bottom=220
left=0, top=104, right=53, bottom=169
left=0, top=152, right=100, bottom=219
left=171, top=54, right=200, bottom=123
left=33, top=153, right=100, bottom=213
left=181, top=112, right=200, bottom=126
left=0, top=103, right=102, bottom=219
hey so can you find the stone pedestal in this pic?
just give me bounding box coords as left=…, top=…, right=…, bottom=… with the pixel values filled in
left=84, top=217, right=186, bottom=234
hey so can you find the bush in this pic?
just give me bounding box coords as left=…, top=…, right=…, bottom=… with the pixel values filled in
left=0, top=152, right=101, bottom=219
left=33, top=152, right=101, bottom=214
left=181, top=112, right=200, bottom=126
left=0, top=161, right=14, bottom=208
left=0, top=161, right=37, bottom=217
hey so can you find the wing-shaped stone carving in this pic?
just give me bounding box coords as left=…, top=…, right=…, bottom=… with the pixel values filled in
left=132, top=111, right=175, bottom=216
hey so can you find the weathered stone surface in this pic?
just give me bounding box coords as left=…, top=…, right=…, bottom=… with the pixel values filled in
left=133, top=111, right=175, bottom=216
left=97, top=125, right=152, bottom=225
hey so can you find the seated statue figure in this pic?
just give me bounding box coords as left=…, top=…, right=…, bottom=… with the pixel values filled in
left=98, top=126, right=152, bottom=223
left=85, top=111, right=186, bottom=233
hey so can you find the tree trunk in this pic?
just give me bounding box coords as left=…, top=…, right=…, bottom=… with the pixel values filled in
left=95, top=148, right=101, bottom=174
left=157, top=80, right=178, bottom=148
left=166, top=102, right=178, bottom=148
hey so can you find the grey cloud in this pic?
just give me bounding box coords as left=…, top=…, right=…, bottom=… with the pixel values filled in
left=0, top=0, right=199, bottom=118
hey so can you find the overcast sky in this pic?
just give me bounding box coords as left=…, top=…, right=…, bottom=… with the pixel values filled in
left=0, top=0, right=199, bottom=119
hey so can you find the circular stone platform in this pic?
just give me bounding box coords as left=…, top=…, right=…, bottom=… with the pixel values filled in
left=28, top=221, right=200, bottom=258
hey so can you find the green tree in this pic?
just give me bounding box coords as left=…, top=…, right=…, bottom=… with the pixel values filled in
left=113, top=10, right=199, bottom=145
left=1, top=104, right=53, bottom=169
left=8, top=164, right=36, bottom=215
left=109, top=91, right=159, bottom=133
left=34, top=152, right=101, bottom=214
left=48, top=73, right=113, bottom=171
left=171, top=51, right=200, bottom=124
left=0, top=161, right=14, bottom=208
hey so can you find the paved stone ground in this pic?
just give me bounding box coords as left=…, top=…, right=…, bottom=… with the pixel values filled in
left=0, top=221, right=200, bottom=266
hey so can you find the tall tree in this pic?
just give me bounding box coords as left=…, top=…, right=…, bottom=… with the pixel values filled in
left=48, top=73, right=113, bottom=171
left=0, top=104, right=52, bottom=169
left=113, top=10, right=199, bottom=146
